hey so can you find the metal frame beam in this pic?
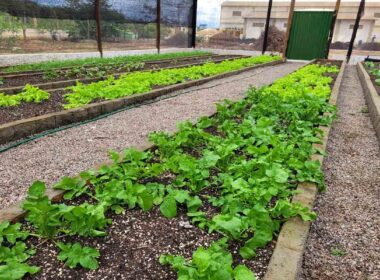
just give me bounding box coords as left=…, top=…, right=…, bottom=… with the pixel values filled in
left=283, top=0, right=296, bottom=58
left=347, top=0, right=365, bottom=63
left=95, top=0, right=103, bottom=58
left=262, top=0, right=273, bottom=54
left=191, top=0, right=198, bottom=48
left=156, top=0, right=161, bottom=54
left=325, top=0, right=341, bottom=58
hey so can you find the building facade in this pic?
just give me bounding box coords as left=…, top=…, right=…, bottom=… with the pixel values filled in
left=220, top=1, right=380, bottom=43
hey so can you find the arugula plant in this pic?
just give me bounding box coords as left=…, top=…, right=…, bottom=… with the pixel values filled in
left=57, top=242, right=100, bottom=270
left=0, top=222, right=39, bottom=280
left=160, top=238, right=256, bottom=280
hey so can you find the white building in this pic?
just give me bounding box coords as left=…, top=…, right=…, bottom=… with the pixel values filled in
left=220, top=1, right=380, bottom=43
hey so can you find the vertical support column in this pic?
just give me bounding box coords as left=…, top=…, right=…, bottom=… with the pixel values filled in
left=347, top=0, right=365, bottom=63
left=325, top=0, right=341, bottom=58
left=191, top=0, right=198, bottom=48
left=95, top=0, right=103, bottom=58
left=156, top=0, right=161, bottom=54
left=283, top=0, right=296, bottom=59
left=262, top=0, right=273, bottom=54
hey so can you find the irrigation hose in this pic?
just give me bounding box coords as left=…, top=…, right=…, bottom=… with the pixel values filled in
left=0, top=64, right=277, bottom=154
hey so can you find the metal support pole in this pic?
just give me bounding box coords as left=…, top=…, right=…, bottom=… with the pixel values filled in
left=262, top=0, right=273, bottom=54
left=95, top=0, right=103, bottom=58
left=347, top=0, right=365, bottom=63
left=191, top=0, right=198, bottom=48
left=156, top=0, right=161, bottom=54
left=325, top=0, right=341, bottom=58
left=283, top=0, right=296, bottom=59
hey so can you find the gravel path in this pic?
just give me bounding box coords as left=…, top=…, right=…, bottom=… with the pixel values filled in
left=0, top=62, right=303, bottom=210
left=301, top=66, right=380, bottom=280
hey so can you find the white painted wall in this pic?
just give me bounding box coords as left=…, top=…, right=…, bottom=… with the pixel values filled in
left=333, top=19, right=374, bottom=43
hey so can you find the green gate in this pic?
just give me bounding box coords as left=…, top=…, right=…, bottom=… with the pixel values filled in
left=286, top=11, right=334, bottom=60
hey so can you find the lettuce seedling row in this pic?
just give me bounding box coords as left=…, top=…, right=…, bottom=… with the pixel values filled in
left=0, top=60, right=342, bottom=280
left=0, top=55, right=242, bottom=90
left=0, top=55, right=280, bottom=128
left=0, top=51, right=212, bottom=74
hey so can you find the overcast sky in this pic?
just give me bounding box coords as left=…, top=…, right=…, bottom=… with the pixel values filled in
left=197, top=0, right=378, bottom=28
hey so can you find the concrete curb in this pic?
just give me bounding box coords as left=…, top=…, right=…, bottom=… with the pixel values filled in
left=357, top=62, right=380, bottom=142
left=0, top=59, right=284, bottom=145
left=263, top=61, right=346, bottom=280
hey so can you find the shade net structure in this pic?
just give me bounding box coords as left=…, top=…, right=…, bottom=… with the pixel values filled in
left=0, top=0, right=196, bottom=54
left=0, top=0, right=98, bottom=53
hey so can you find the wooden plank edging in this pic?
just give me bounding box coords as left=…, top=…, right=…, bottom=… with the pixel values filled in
left=0, top=59, right=284, bottom=145
left=357, top=62, right=380, bottom=143
left=263, top=61, right=347, bottom=280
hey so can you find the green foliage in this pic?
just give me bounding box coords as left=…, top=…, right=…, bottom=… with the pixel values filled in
left=57, top=242, right=100, bottom=270
left=3, top=51, right=211, bottom=73
left=367, top=62, right=380, bottom=85
left=64, top=55, right=281, bottom=109
left=12, top=62, right=337, bottom=278
left=42, top=62, right=145, bottom=81
left=0, top=222, right=39, bottom=279
left=330, top=247, right=346, bottom=257
left=0, top=84, right=49, bottom=107
left=160, top=238, right=256, bottom=280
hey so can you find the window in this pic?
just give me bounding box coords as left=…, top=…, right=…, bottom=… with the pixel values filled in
left=283, top=23, right=287, bottom=28
left=232, top=11, right=241, bottom=16
left=375, top=13, right=380, bottom=18
left=349, top=24, right=363, bottom=29
left=252, top=22, right=265, bottom=27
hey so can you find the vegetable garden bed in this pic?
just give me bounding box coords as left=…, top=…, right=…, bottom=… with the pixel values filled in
left=362, top=61, right=380, bottom=96
left=0, top=55, right=282, bottom=144
left=357, top=62, right=380, bottom=142
left=0, top=55, right=242, bottom=91
left=0, top=59, right=343, bottom=280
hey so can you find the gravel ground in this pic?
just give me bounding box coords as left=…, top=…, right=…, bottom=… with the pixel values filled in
left=301, top=66, right=380, bottom=280
left=0, top=62, right=303, bottom=210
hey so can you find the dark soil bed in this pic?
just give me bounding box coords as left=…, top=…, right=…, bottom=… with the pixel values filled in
left=0, top=91, right=64, bottom=125
left=24, top=205, right=275, bottom=280
left=0, top=55, right=239, bottom=89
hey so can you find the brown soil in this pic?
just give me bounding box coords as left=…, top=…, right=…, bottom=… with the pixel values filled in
left=0, top=91, right=64, bottom=125
left=23, top=204, right=275, bottom=280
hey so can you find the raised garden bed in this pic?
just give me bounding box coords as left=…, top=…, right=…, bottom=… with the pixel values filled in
left=0, top=51, right=212, bottom=74
left=0, top=55, right=282, bottom=144
left=0, top=55, right=241, bottom=90
left=0, top=59, right=344, bottom=280
left=362, top=61, right=380, bottom=96
left=357, top=62, right=380, bottom=141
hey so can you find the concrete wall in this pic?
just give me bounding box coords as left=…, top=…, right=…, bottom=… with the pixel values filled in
left=333, top=19, right=375, bottom=43
left=221, top=1, right=380, bottom=44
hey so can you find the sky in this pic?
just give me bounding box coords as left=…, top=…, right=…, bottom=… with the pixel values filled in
left=196, top=0, right=379, bottom=28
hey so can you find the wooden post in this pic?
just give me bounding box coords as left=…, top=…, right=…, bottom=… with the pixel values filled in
left=191, top=0, right=198, bottom=48
left=347, top=0, right=365, bottom=63
left=262, top=0, right=273, bottom=54
left=95, top=0, right=103, bottom=58
left=325, top=0, right=341, bottom=58
left=156, top=0, right=161, bottom=54
left=282, top=0, right=296, bottom=59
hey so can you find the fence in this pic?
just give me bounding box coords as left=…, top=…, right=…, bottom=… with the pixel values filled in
left=0, top=0, right=197, bottom=55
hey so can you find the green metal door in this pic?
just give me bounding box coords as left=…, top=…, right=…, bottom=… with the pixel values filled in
left=286, top=11, right=334, bottom=60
